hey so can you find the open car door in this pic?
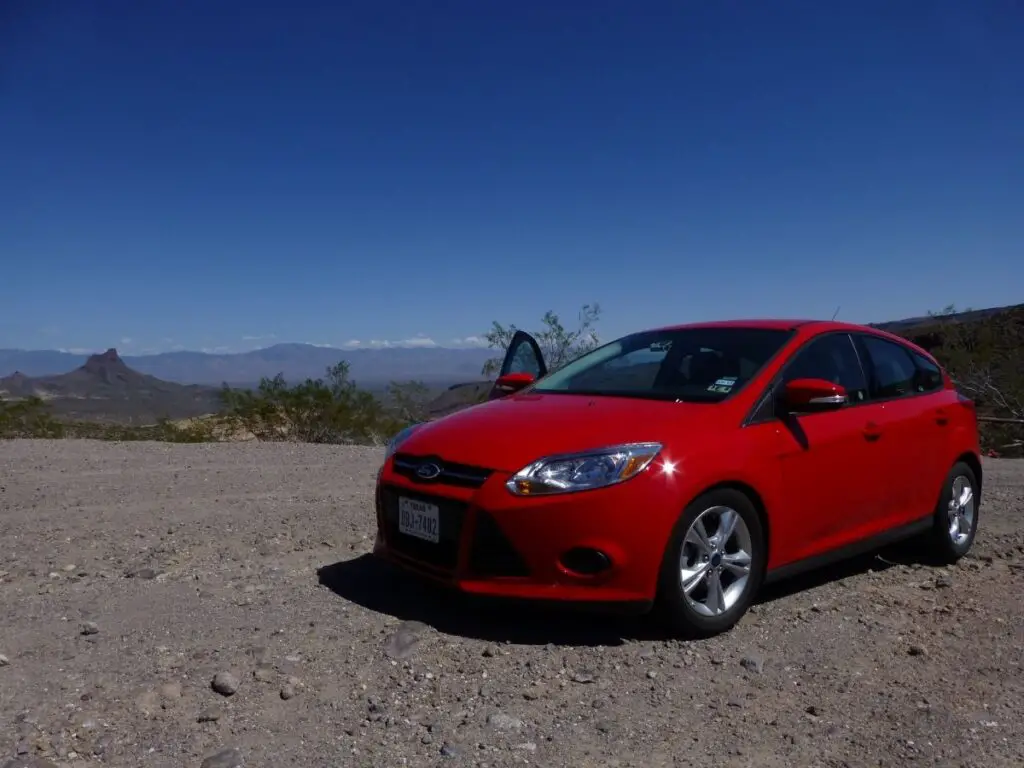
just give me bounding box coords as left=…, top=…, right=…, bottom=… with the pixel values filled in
left=487, top=330, right=548, bottom=400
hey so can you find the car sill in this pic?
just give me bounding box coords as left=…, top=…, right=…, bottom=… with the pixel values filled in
left=763, top=515, right=933, bottom=586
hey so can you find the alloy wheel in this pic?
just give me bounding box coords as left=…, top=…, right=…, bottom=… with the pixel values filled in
left=678, top=505, right=753, bottom=617
left=947, top=474, right=975, bottom=547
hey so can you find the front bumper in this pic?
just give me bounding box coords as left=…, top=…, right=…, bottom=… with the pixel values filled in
left=372, top=453, right=678, bottom=611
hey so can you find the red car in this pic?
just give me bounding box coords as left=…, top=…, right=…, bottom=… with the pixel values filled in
left=373, top=319, right=982, bottom=638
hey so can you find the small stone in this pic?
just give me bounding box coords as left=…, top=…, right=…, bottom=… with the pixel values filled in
left=211, top=672, right=239, bottom=696
left=646, top=670, right=657, bottom=679
left=805, top=705, right=820, bottom=716
left=482, top=646, right=496, bottom=657
left=385, top=620, right=428, bottom=660
left=935, top=576, right=952, bottom=588
left=440, top=742, right=460, bottom=759
left=200, top=747, right=243, bottom=768
left=571, top=671, right=595, bottom=684
left=908, top=644, right=927, bottom=657
left=421, top=733, right=434, bottom=745
left=79, top=622, right=99, bottom=636
left=515, top=742, right=538, bottom=752
left=253, top=665, right=274, bottom=682
left=0, top=654, right=9, bottom=667
left=160, top=682, right=182, bottom=700
left=739, top=655, right=764, bottom=674
left=486, top=712, right=524, bottom=731
left=197, top=708, right=221, bottom=723
left=280, top=684, right=296, bottom=700
left=135, top=690, right=160, bottom=716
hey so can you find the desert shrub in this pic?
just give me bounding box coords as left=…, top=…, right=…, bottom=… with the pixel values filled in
left=219, top=361, right=409, bottom=445
left=481, top=303, right=603, bottom=377
left=0, top=395, right=227, bottom=442
left=894, top=305, right=1024, bottom=454
left=0, top=396, right=65, bottom=439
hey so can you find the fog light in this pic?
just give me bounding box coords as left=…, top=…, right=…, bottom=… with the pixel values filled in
left=560, top=547, right=612, bottom=576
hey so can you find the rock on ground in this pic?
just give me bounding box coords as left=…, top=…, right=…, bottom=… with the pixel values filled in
left=0, top=440, right=1022, bottom=767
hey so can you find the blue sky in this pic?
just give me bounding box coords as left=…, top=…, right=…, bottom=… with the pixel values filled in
left=2, top=0, right=1022, bottom=355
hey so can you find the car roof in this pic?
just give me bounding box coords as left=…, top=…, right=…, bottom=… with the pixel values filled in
left=646, top=318, right=823, bottom=332
left=642, top=318, right=937, bottom=359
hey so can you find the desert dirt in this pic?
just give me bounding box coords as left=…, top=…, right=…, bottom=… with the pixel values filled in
left=0, top=441, right=1022, bottom=768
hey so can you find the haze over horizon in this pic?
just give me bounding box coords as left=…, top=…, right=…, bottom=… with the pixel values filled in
left=3, top=1, right=1022, bottom=355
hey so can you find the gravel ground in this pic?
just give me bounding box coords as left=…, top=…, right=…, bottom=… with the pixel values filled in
left=0, top=440, right=1022, bottom=768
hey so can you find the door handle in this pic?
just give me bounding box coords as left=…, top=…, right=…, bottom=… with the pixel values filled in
left=863, top=421, right=882, bottom=441
left=935, top=408, right=949, bottom=426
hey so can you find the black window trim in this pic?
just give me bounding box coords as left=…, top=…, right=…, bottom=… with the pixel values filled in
left=744, top=329, right=949, bottom=426
left=848, top=331, right=946, bottom=404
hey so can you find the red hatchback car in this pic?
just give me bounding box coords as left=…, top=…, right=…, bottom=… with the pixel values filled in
left=373, top=319, right=982, bottom=638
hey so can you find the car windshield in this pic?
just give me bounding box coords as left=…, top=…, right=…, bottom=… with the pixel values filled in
left=530, top=327, right=794, bottom=402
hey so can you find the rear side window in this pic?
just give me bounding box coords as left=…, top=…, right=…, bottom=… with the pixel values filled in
left=782, top=333, right=869, bottom=403
left=911, top=352, right=943, bottom=393
left=858, top=335, right=918, bottom=399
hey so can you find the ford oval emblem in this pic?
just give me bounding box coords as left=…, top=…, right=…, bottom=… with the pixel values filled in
left=416, top=463, right=442, bottom=480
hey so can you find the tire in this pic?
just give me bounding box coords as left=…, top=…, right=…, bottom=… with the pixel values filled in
left=922, top=461, right=980, bottom=565
left=654, top=488, right=766, bottom=639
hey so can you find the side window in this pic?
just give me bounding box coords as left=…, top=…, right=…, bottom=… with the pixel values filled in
left=505, top=337, right=543, bottom=378
left=911, top=352, right=943, bottom=393
left=858, top=335, right=918, bottom=399
left=781, top=333, right=869, bottom=403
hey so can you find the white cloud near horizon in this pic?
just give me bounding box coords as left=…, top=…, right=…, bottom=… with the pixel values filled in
left=47, top=335, right=490, bottom=356
left=449, top=335, right=489, bottom=348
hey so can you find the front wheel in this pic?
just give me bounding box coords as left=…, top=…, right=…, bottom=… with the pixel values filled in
left=654, top=488, right=766, bottom=639
left=922, top=460, right=980, bottom=564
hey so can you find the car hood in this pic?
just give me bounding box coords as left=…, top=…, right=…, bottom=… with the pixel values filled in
left=398, top=392, right=726, bottom=473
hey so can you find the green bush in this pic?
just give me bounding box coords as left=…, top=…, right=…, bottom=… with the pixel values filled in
left=0, top=396, right=65, bottom=439
left=218, top=361, right=411, bottom=445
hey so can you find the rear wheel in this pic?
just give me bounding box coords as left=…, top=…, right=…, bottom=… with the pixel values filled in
left=654, top=488, right=766, bottom=639
left=922, top=461, right=979, bottom=564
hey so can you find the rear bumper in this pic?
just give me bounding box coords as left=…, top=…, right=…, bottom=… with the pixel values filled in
left=372, top=457, right=678, bottom=611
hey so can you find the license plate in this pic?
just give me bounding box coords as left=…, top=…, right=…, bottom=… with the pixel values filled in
left=397, top=497, right=440, bottom=544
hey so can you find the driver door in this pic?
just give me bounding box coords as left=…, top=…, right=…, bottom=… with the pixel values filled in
left=487, top=330, right=548, bottom=400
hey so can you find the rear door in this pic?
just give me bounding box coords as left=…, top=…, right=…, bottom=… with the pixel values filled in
left=852, top=333, right=948, bottom=523
left=754, top=331, right=886, bottom=561
left=487, top=330, right=548, bottom=400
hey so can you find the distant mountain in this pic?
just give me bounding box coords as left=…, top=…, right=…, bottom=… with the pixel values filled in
left=870, top=303, right=1023, bottom=333
left=0, top=349, right=223, bottom=424
left=0, top=343, right=495, bottom=387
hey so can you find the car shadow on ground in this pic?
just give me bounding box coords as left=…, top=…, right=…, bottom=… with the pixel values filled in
left=317, top=544, right=924, bottom=647
left=316, top=556, right=664, bottom=647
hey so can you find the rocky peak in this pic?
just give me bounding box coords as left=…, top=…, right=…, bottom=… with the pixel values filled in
left=80, top=348, right=133, bottom=383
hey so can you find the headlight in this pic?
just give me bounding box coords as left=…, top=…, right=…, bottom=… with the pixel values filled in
left=384, top=423, right=421, bottom=461
left=506, top=442, right=662, bottom=496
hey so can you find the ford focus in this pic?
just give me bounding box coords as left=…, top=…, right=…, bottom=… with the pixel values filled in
left=372, top=319, right=982, bottom=638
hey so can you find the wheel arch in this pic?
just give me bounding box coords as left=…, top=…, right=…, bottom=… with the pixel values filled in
left=690, top=479, right=770, bottom=560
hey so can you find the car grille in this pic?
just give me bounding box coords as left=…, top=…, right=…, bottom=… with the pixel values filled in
left=391, top=452, right=493, bottom=489
left=378, top=485, right=466, bottom=571
left=468, top=510, right=530, bottom=577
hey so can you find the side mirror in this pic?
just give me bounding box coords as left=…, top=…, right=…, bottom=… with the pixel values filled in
left=493, top=372, right=535, bottom=396
left=782, top=378, right=848, bottom=413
